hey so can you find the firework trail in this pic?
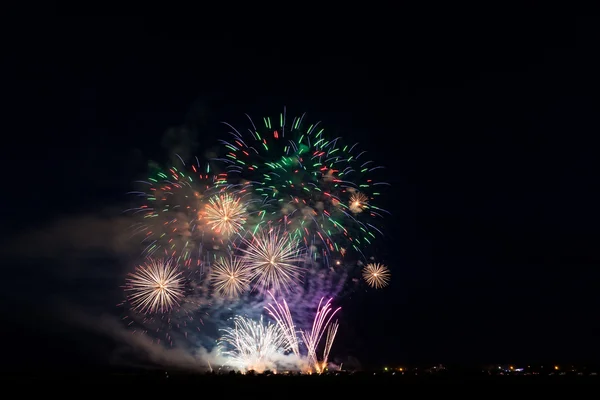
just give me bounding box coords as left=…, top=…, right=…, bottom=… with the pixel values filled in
left=322, top=321, right=339, bottom=371
left=264, top=292, right=300, bottom=357
left=125, top=258, right=186, bottom=314
left=362, top=262, right=391, bottom=289
left=240, top=227, right=306, bottom=294
left=301, top=297, right=341, bottom=373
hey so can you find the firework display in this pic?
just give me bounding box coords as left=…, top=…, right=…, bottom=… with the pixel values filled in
left=120, top=109, right=392, bottom=372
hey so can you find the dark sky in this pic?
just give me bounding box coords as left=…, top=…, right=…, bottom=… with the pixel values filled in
left=3, top=12, right=600, bottom=372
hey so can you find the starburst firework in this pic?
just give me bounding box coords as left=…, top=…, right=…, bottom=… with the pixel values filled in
left=125, top=258, right=185, bottom=314
left=362, top=263, right=391, bottom=289
left=210, top=255, right=251, bottom=298
left=241, top=228, right=305, bottom=293
left=349, top=192, right=369, bottom=214
left=203, top=193, right=248, bottom=237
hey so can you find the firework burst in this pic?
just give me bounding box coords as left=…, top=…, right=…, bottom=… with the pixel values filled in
left=241, top=228, right=305, bottom=294
left=215, top=109, right=390, bottom=262
left=125, top=258, right=186, bottom=314
left=362, top=262, right=391, bottom=289
left=202, top=193, right=248, bottom=237
left=210, top=255, right=251, bottom=298
left=349, top=191, right=369, bottom=214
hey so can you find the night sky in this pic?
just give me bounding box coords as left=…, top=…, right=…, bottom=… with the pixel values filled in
left=3, top=13, right=600, bottom=373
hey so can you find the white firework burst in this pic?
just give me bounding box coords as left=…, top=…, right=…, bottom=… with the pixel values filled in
left=362, top=262, right=391, bottom=289
left=240, top=228, right=305, bottom=294
left=125, top=258, right=185, bottom=314
left=210, top=255, right=252, bottom=298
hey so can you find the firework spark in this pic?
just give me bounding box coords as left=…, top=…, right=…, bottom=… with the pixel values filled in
left=349, top=192, right=369, bottom=214
left=210, top=255, right=251, bottom=298
left=321, top=321, right=339, bottom=372
left=301, top=297, right=341, bottom=373
left=218, top=316, right=290, bottom=373
left=362, top=263, right=391, bottom=289
left=265, top=292, right=300, bottom=357
left=241, top=228, right=305, bottom=293
left=125, top=258, right=185, bottom=314
left=203, top=193, right=248, bottom=237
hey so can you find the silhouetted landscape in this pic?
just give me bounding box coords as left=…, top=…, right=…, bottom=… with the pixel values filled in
left=5, top=364, right=600, bottom=384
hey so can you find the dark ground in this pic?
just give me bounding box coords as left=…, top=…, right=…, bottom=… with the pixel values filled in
left=3, top=370, right=600, bottom=385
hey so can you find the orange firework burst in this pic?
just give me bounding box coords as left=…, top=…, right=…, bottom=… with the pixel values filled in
left=203, top=193, right=248, bottom=237
left=362, top=263, right=390, bottom=289
left=349, top=192, right=369, bottom=214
